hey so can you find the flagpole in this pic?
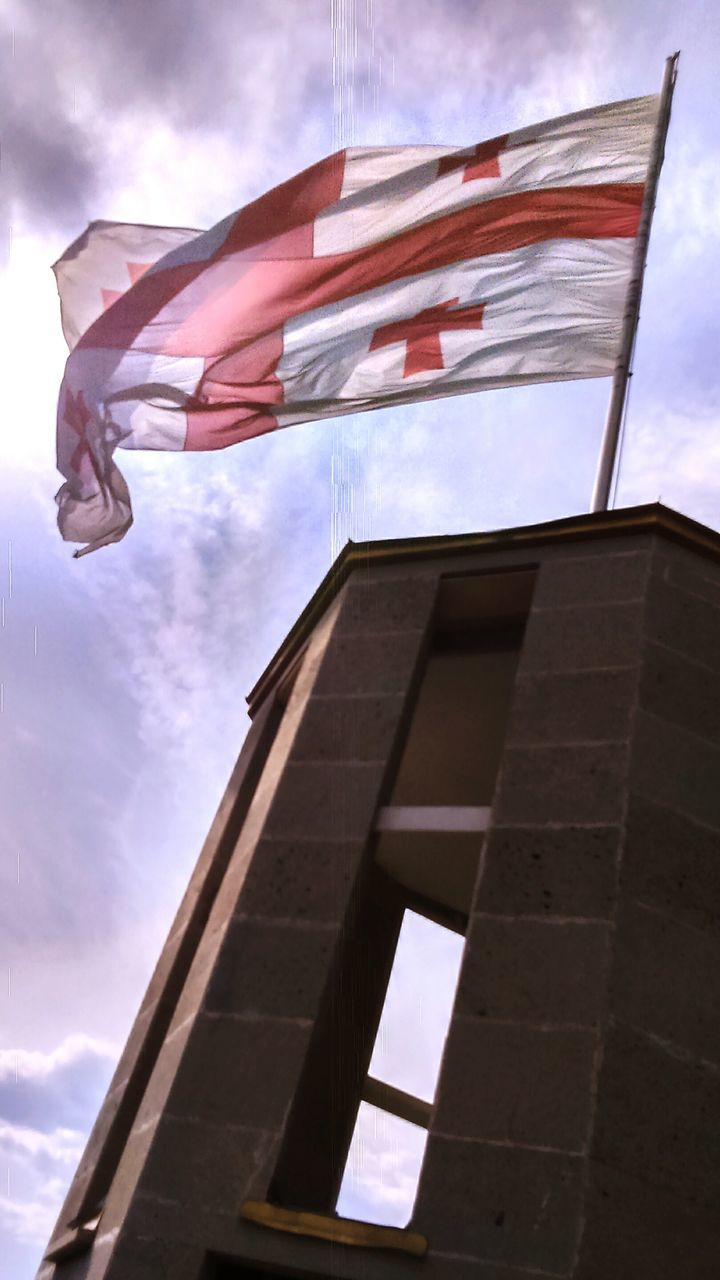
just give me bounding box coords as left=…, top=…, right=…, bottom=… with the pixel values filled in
left=590, top=51, right=680, bottom=513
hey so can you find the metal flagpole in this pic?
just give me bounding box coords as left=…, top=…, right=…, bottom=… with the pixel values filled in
left=590, top=51, right=680, bottom=512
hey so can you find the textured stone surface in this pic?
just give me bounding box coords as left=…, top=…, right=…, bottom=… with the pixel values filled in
left=313, top=629, right=427, bottom=696
left=576, top=1160, right=720, bottom=1280
left=262, top=760, right=385, bottom=843
left=592, top=1021, right=720, bottom=1209
left=493, top=744, right=627, bottom=826
left=333, top=575, right=439, bottom=634
left=167, top=1015, right=310, bottom=1131
left=532, top=552, right=649, bottom=609
left=104, top=1233, right=204, bottom=1280
left=639, top=639, right=720, bottom=745
left=237, top=838, right=357, bottom=924
left=140, top=1116, right=272, bottom=1211
left=645, top=573, right=720, bottom=671
left=434, top=1018, right=596, bottom=1151
left=621, top=796, right=720, bottom=935
left=630, top=711, right=720, bottom=831
left=211, top=1228, right=572, bottom=1280
left=202, top=918, right=338, bottom=1022
left=657, top=548, right=720, bottom=606
left=475, top=825, right=619, bottom=919
left=291, top=693, right=406, bottom=762
left=413, top=1135, right=583, bottom=1273
left=506, top=668, right=637, bottom=746
left=611, top=900, right=720, bottom=1064
left=518, top=602, right=644, bottom=674
left=456, top=918, right=609, bottom=1026
left=118, top=1191, right=237, bottom=1253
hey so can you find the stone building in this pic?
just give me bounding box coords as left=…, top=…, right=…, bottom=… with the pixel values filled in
left=39, top=503, right=720, bottom=1279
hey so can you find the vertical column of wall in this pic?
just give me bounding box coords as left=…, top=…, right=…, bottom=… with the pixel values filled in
left=412, top=544, right=651, bottom=1280
left=577, top=539, right=720, bottom=1279
left=40, top=694, right=283, bottom=1273
left=95, top=569, right=438, bottom=1280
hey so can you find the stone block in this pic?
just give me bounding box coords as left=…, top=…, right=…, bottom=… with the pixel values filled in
left=413, top=1135, right=583, bottom=1272
left=630, top=711, right=720, bottom=831
left=167, top=1014, right=310, bottom=1132
left=519, top=602, right=644, bottom=674
left=592, top=1021, right=720, bottom=1208
left=639, top=639, right=720, bottom=745
left=238, top=839, right=358, bottom=924
left=456, top=918, right=609, bottom=1027
left=611, top=900, right=720, bottom=1064
left=202, top=917, right=338, bottom=1022
left=313, top=629, right=426, bottom=696
left=621, top=795, right=720, bottom=935
left=119, top=1191, right=239, bottom=1254
left=212, top=1222, right=566, bottom=1280
left=645, top=573, right=720, bottom=672
left=291, top=693, right=406, bottom=762
left=434, top=1018, right=596, bottom=1151
left=506, top=669, right=637, bottom=747
left=334, top=574, right=438, bottom=634
left=139, top=1115, right=273, bottom=1212
left=532, top=552, right=649, bottom=609
left=475, top=824, right=619, bottom=919
left=261, top=760, right=385, bottom=843
left=577, top=1159, right=720, bottom=1280
left=493, top=744, right=627, bottom=826
left=103, top=1232, right=205, bottom=1280
left=654, top=542, right=720, bottom=606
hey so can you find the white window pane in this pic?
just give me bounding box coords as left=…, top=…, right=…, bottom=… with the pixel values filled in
left=368, top=909, right=464, bottom=1102
left=336, top=1101, right=428, bottom=1228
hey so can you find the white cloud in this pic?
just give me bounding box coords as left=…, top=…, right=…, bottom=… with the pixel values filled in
left=655, top=143, right=720, bottom=264
left=0, top=1038, right=117, bottom=1263
left=0, top=1123, right=84, bottom=1166
left=0, top=1034, right=117, bottom=1133
left=77, top=435, right=331, bottom=781
left=337, top=1102, right=428, bottom=1226
left=0, top=1035, right=117, bottom=1086
left=0, top=1191, right=62, bottom=1248
left=616, top=399, right=720, bottom=528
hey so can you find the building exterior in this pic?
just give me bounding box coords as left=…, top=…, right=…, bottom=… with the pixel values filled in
left=39, top=503, right=720, bottom=1280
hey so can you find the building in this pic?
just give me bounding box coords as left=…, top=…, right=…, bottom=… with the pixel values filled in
left=39, top=503, right=720, bottom=1279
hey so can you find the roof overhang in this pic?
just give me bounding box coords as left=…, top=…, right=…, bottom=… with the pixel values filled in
left=247, top=502, right=720, bottom=716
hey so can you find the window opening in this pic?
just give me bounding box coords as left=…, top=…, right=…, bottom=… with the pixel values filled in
left=268, top=568, right=534, bottom=1228
left=336, top=909, right=464, bottom=1228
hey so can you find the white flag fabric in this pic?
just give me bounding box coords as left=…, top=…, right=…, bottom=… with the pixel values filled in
left=54, top=94, right=659, bottom=555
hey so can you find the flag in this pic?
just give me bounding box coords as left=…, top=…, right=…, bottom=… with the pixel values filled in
left=54, top=94, right=659, bottom=555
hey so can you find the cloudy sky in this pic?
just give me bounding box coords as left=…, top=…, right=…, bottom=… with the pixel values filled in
left=1, top=0, right=719, bottom=1275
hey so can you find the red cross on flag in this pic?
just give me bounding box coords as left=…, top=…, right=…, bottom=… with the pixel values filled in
left=54, top=94, right=660, bottom=555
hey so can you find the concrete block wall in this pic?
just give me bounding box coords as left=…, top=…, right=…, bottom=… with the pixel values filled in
left=43, top=570, right=438, bottom=1280
left=412, top=544, right=649, bottom=1277
left=411, top=535, right=720, bottom=1279
left=39, top=513, right=720, bottom=1280
left=576, top=538, right=720, bottom=1280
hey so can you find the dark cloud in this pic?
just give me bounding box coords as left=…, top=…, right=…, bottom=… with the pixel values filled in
left=2, top=0, right=330, bottom=234
left=2, top=9, right=99, bottom=232
left=3, top=0, right=621, bottom=236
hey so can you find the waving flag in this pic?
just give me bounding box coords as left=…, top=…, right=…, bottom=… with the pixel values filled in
left=54, top=94, right=660, bottom=555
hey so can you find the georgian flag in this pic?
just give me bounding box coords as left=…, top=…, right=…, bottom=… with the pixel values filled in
left=54, top=94, right=659, bottom=555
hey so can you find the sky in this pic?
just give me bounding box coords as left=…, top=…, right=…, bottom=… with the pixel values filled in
left=1, top=0, right=720, bottom=1275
